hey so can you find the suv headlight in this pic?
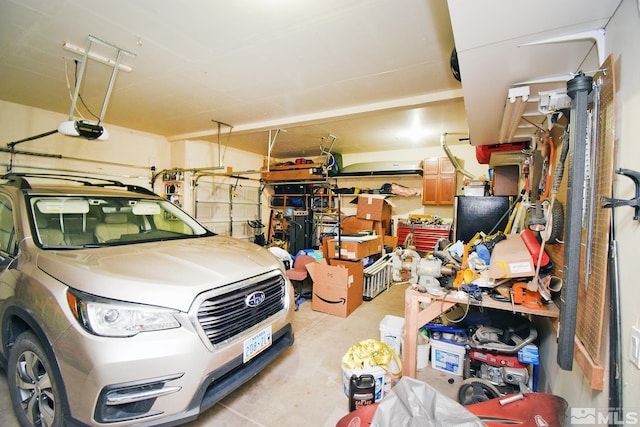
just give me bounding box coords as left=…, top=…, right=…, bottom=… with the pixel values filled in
left=67, top=290, right=180, bottom=337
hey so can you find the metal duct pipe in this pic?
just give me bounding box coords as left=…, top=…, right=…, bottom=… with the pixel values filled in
left=557, top=72, right=593, bottom=370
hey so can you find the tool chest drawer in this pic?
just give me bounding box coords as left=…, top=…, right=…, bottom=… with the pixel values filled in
left=396, top=222, right=451, bottom=252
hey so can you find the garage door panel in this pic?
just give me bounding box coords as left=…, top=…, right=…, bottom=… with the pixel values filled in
left=193, top=179, right=260, bottom=239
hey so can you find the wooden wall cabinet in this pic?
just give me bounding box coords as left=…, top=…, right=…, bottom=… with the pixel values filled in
left=422, top=157, right=456, bottom=205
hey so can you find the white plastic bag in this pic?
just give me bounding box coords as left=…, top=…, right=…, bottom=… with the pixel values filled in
left=371, top=377, right=484, bottom=427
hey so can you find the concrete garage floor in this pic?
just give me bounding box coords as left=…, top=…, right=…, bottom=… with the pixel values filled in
left=0, top=282, right=459, bottom=427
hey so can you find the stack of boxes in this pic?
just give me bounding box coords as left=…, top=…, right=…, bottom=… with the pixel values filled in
left=306, top=195, right=395, bottom=317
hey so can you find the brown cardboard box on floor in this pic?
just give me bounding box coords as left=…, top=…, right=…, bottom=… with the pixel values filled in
left=306, top=259, right=363, bottom=317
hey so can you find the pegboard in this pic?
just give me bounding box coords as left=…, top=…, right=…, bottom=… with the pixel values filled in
left=575, top=56, right=616, bottom=365
left=545, top=55, right=615, bottom=388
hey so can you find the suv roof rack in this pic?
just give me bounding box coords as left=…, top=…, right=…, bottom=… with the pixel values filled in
left=2, top=173, right=157, bottom=196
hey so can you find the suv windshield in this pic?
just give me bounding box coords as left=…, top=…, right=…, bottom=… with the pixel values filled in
left=29, top=196, right=211, bottom=248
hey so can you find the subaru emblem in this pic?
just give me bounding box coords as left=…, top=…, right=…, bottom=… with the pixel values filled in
left=245, top=291, right=266, bottom=308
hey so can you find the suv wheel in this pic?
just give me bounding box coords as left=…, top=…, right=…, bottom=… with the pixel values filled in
left=7, top=331, right=65, bottom=427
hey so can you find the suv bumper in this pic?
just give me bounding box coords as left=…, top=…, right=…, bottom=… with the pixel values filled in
left=58, top=320, right=294, bottom=426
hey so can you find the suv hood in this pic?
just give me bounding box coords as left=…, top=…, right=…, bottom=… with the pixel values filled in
left=36, top=235, right=285, bottom=311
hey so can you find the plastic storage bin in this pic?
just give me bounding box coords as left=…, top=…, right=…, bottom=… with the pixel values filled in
left=430, top=339, right=465, bottom=376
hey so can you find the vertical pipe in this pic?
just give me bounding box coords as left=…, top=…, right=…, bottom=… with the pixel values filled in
left=229, top=183, right=234, bottom=236
left=217, top=122, right=222, bottom=169
left=609, top=209, right=623, bottom=420
left=557, top=72, right=592, bottom=370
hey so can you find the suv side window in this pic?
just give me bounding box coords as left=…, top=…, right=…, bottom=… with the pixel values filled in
left=0, top=195, right=17, bottom=255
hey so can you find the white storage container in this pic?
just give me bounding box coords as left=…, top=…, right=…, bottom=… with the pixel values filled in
left=430, top=339, right=466, bottom=376
left=379, top=315, right=404, bottom=356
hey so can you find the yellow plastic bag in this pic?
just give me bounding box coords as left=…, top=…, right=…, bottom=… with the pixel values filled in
left=342, top=338, right=402, bottom=375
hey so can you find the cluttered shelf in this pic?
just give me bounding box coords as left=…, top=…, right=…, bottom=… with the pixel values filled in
left=402, top=286, right=559, bottom=378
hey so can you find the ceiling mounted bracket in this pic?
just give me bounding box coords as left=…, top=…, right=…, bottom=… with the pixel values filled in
left=211, top=119, right=233, bottom=169
left=266, top=129, right=287, bottom=172
left=320, top=134, right=337, bottom=167
left=59, top=35, right=136, bottom=140
left=520, top=28, right=606, bottom=68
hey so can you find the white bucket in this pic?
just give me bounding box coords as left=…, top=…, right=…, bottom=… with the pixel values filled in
left=379, top=315, right=404, bottom=356
left=416, top=333, right=430, bottom=369
left=417, top=343, right=430, bottom=369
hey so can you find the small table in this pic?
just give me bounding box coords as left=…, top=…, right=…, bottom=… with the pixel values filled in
left=403, top=286, right=560, bottom=378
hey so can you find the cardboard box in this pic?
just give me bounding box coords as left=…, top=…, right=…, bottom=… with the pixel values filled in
left=306, top=259, right=363, bottom=317
left=489, top=233, right=535, bottom=279
left=328, top=235, right=383, bottom=260
left=373, top=219, right=393, bottom=237
left=341, top=216, right=389, bottom=238
left=356, top=195, right=393, bottom=222
left=341, top=216, right=374, bottom=235
left=383, top=235, right=398, bottom=249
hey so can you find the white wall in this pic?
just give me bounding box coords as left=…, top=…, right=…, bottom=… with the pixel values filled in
left=603, top=0, right=639, bottom=412
left=0, top=102, right=268, bottom=222
left=0, top=100, right=169, bottom=189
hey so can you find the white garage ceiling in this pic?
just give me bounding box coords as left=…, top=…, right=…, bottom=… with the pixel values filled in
left=0, top=0, right=621, bottom=160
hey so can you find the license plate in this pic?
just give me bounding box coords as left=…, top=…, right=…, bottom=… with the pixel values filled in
left=243, top=325, right=272, bottom=363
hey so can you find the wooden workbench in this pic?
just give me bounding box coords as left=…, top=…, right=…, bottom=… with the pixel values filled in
left=403, top=286, right=560, bottom=378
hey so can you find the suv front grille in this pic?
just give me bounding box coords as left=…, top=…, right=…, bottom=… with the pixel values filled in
left=197, top=273, right=286, bottom=346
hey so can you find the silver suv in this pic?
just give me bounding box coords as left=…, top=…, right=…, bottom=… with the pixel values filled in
left=0, top=173, right=295, bottom=426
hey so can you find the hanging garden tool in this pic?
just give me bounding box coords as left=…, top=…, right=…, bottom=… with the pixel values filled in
left=601, top=168, right=629, bottom=416
left=524, top=129, right=570, bottom=301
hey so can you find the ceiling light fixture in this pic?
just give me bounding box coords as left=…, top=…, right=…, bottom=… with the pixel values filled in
left=498, top=86, right=530, bottom=143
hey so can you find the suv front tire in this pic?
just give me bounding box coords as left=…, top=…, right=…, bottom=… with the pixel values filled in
left=8, top=331, right=66, bottom=427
